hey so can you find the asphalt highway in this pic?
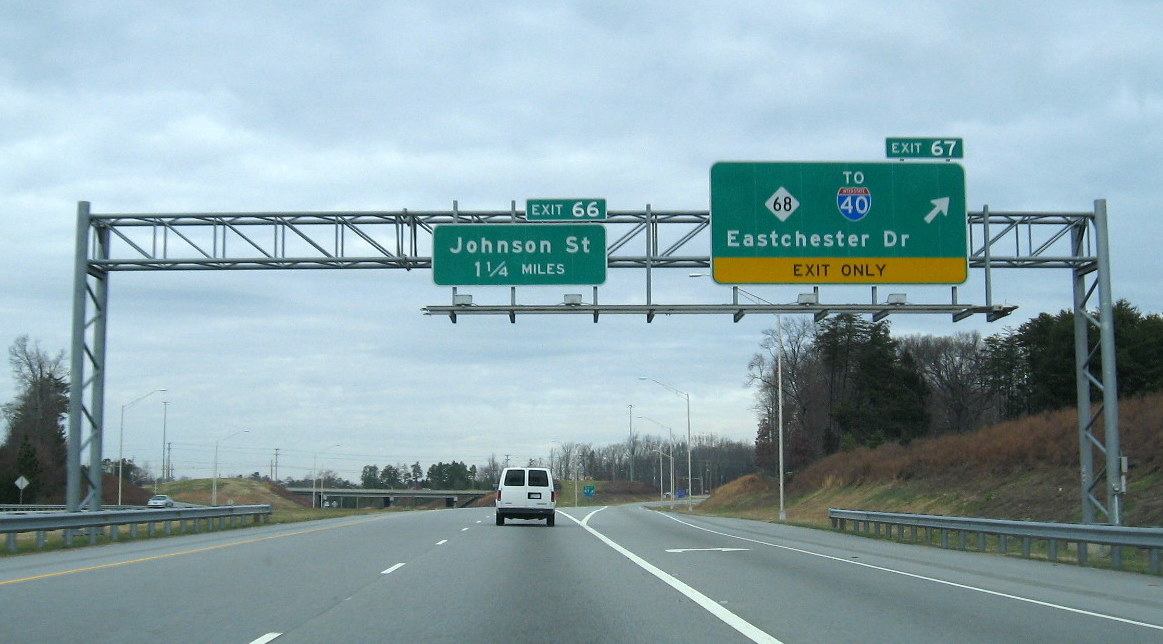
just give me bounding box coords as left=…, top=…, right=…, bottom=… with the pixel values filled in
left=1, top=504, right=1161, bottom=643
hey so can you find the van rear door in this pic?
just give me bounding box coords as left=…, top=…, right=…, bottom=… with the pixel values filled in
left=526, top=468, right=552, bottom=507
left=497, top=468, right=554, bottom=511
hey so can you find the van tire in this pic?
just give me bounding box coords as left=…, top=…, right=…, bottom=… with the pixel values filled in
left=546, top=513, right=555, bottom=527
left=496, top=513, right=504, bottom=526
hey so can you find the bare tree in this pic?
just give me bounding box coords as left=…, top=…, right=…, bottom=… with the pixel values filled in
left=749, top=317, right=827, bottom=466
left=899, top=332, right=996, bottom=434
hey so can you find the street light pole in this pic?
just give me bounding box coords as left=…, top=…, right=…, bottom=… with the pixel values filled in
left=639, top=377, right=693, bottom=510
left=118, top=388, right=166, bottom=505
left=777, top=313, right=786, bottom=521
left=637, top=416, right=675, bottom=505
left=652, top=447, right=674, bottom=505
left=155, top=401, right=169, bottom=492
left=688, top=273, right=787, bottom=517
left=313, top=444, right=341, bottom=509
left=212, top=429, right=249, bottom=506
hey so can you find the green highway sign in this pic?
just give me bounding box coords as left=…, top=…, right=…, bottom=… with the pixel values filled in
left=710, top=161, right=967, bottom=284
left=886, top=137, right=964, bottom=159
left=526, top=198, right=607, bottom=221
left=433, top=223, right=607, bottom=286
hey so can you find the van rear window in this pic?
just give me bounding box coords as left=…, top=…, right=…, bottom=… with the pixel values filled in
left=504, top=469, right=526, bottom=486
left=528, top=470, right=549, bottom=487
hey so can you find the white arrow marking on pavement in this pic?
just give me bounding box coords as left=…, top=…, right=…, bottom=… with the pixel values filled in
left=924, top=197, right=950, bottom=223
left=665, top=547, right=749, bottom=553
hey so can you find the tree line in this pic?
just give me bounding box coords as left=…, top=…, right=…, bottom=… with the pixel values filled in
left=341, top=434, right=758, bottom=495
left=10, top=301, right=1157, bottom=504
left=0, top=337, right=69, bottom=503
left=546, top=434, right=756, bottom=494
left=749, top=300, right=1163, bottom=475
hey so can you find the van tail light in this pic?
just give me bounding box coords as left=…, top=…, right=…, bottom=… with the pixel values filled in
left=552, top=490, right=557, bottom=502
left=497, top=489, right=502, bottom=501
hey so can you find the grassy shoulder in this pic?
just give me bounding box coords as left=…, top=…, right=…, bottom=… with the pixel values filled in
left=701, top=391, right=1163, bottom=529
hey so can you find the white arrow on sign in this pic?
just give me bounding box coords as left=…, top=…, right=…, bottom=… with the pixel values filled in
left=665, top=547, right=749, bottom=553
left=924, top=197, right=951, bottom=224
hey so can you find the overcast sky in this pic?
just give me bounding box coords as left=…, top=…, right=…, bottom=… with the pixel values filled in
left=2, top=1, right=1161, bottom=484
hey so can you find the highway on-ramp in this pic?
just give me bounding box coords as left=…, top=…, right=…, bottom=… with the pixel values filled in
left=1, top=504, right=1160, bottom=643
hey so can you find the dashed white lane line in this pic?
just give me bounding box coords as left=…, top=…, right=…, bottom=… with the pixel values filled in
left=249, top=633, right=282, bottom=644
left=659, top=512, right=1163, bottom=633
left=381, top=562, right=406, bottom=575
left=436, top=539, right=448, bottom=545
left=563, top=508, right=782, bottom=644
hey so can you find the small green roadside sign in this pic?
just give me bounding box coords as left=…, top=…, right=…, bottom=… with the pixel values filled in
left=526, top=198, right=607, bottom=221
left=886, top=137, right=963, bottom=159
left=583, top=485, right=596, bottom=497
left=433, top=224, right=607, bottom=286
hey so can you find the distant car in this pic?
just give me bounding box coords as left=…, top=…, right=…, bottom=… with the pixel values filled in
left=146, top=494, right=174, bottom=508
left=495, top=467, right=557, bottom=526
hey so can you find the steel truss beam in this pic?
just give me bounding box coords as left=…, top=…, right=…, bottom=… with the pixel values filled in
left=67, top=200, right=1121, bottom=524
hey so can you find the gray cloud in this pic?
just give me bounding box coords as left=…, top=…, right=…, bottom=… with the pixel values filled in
left=2, top=1, right=1160, bottom=480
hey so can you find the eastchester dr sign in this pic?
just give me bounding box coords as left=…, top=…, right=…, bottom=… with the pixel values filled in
left=710, top=161, right=967, bottom=284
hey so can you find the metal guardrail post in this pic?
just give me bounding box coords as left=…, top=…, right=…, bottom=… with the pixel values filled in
left=829, top=508, right=1163, bottom=574
left=0, top=505, right=273, bottom=553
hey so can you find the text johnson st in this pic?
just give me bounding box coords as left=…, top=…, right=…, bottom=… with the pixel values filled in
left=447, top=235, right=595, bottom=255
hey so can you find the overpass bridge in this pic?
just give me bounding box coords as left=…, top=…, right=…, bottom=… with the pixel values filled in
left=285, top=487, right=492, bottom=509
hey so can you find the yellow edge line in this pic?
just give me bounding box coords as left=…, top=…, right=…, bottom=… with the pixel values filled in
left=0, top=514, right=390, bottom=586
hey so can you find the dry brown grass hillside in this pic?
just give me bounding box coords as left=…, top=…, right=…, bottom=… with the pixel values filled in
left=700, top=391, right=1163, bottom=527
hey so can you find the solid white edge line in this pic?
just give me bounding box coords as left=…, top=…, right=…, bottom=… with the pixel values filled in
left=563, top=508, right=782, bottom=644
left=658, top=512, right=1163, bottom=632
left=249, top=634, right=282, bottom=644
left=381, top=562, right=406, bottom=575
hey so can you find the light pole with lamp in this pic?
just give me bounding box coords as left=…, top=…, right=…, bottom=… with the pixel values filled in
left=118, top=388, right=166, bottom=505
left=313, top=444, right=341, bottom=509
left=638, top=377, right=692, bottom=510
left=689, top=274, right=787, bottom=521
left=212, top=429, right=250, bottom=506
left=653, top=447, right=674, bottom=505
left=636, top=416, right=675, bottom=505
left=155, top=400, right=170, bottom=492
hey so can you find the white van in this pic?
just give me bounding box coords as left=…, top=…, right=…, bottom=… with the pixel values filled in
left=495, top=467, right=557, bottom=526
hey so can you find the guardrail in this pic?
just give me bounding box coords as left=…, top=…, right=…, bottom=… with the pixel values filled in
left=1, top=505, right=272, bottom=553
left=0, top=504, right=144, bottom=512
left=1, top=504, right=69, bottom=512
left=829, top=508, right=1163, bottom=574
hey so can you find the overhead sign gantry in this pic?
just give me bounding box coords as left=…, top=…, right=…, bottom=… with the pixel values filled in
left=64, top=152, right=1124, bottom=529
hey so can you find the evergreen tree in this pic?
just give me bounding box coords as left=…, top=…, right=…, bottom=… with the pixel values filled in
left=1, top=336, right=69, bottom=503
left=16, top=434, right=42, bottom=503
left=360, top=464, right=380, bottom=488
